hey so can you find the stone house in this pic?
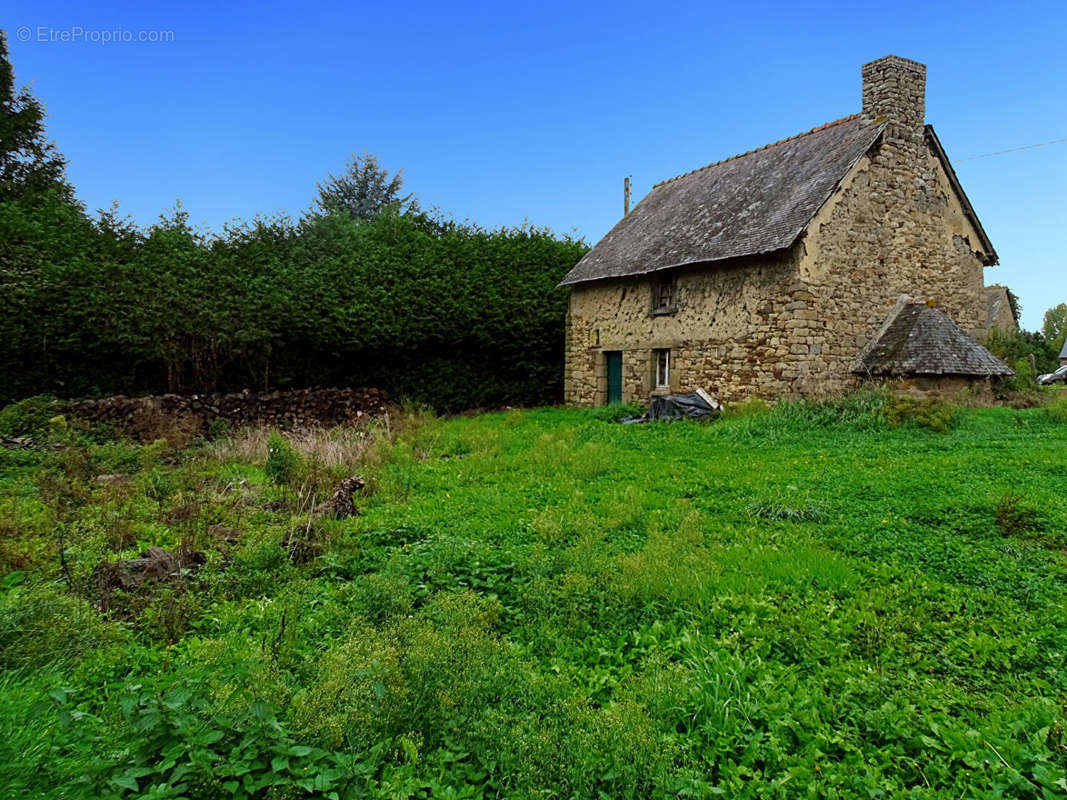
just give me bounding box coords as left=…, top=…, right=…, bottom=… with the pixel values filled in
left=561, top=55, right=1012, bottom=406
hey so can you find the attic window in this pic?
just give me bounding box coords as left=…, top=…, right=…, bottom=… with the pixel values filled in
left=651, top=273, right=676, bottom=315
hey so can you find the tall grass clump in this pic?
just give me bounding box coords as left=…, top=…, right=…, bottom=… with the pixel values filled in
left=209, top=406, right=440, bottom=498
left=0, top=583, right=119, bottom=668
left=777, top=388, right=891, bottom=430
left=1045, top=392, right=1067, bottom=423
left=612, top=507, right=718, bottom=607
left=721, top=388, right=890, bottom=441
left=746, top=500, right=827, bottom=523
left=887, top=394, right=959, bottom=432
left=216, top=426, right=377, bottom=471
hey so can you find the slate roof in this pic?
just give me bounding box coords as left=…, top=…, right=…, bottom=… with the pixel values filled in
left=853, top=300, right=1013, bottom=377
left=560, top=115, right=886, bottom=286
left=1060, top=339, right=1067, bottom=360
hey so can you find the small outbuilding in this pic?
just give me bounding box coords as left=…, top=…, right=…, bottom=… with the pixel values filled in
left=853, top=297, right=1013, bottom=394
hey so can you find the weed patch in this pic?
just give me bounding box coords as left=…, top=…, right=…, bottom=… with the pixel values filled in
left=994, top=490, right=1042, bottom=538
left=1, top=400, right=1066, bottom=797
left=746, top=499, right=827, bottom=523
left=888, top=394, right=959, bottom=432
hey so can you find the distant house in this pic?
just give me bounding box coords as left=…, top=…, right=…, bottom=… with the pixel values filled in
left=560, top=56, right=1012, bottom=405
left=1061, top=339, right=1067, bottom=366
left=984, top=285, right=1019, bottom=335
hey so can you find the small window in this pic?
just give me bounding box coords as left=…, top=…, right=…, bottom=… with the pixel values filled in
left=652, top=273, right=675, bottom=314
left=654, top=348, right=670, bottom=389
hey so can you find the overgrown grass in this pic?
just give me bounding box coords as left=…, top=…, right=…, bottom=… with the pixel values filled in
left=0, top=392, right=1065, bottom=798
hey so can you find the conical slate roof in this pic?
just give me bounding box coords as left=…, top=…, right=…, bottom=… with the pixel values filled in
left=854, top=301, right=1013, bottom=377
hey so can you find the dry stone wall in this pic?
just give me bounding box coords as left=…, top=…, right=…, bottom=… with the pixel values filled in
left=72, top=387, right=390, bottom=440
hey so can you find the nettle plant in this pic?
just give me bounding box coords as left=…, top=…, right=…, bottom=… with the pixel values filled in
left=52, top=669, right=377, bottom=799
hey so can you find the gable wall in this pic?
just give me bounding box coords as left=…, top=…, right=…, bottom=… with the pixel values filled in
left=790, top=135, right=989, bottom=395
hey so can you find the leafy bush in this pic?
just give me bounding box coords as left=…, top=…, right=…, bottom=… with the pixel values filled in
left=986, top=327, right=1058, bottom=377
left=0, top=395, right=61, bottom=438
left=1012, top=356, right=1035, bottom=391
left=69, top=672, right=371, bottom=799
left=264, top=431, right=298, bottom=486
left=0, top=204, right=587, bottom=410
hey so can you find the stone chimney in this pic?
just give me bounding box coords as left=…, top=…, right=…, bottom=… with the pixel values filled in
left=861, top=55, right=926, bottom=142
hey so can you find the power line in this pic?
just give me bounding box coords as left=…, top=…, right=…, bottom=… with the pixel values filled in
left=958, top=136, right=1067, bottom=161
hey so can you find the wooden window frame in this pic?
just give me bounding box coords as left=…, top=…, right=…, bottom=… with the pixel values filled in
left=651, top=272, right=677, bottom=316
left=653, top=348, right=671, bottom=390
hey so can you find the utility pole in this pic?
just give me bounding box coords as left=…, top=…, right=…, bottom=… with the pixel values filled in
left=624, top=175, right=631, bottom=216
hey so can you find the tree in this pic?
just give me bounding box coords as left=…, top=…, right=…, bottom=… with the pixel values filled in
left=0, top=30, right=72, bottom=203
left=315, top=151, right=416, bottom=221
left=1042, top=303, right=1067, bottom=352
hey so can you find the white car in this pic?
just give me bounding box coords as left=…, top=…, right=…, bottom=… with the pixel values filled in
left=1037, top=365, right=1067, bottom=385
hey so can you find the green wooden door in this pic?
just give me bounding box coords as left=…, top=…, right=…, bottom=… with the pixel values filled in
left=605, top=351, right=623, bottom=405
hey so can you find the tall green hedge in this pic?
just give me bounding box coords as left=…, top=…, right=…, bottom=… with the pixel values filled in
left=0, top=196, right=586, bottom=411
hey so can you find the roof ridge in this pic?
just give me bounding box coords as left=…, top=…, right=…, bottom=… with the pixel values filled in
left=653, top=113, right=863, bottom=189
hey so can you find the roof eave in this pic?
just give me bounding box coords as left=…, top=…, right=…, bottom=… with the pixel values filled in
left=557, top=245, right=796, bottom=288
left=853, top=366, right=1014, bottom=378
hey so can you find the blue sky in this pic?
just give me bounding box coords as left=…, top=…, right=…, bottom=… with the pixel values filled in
left=7, top=0, right=1066, bottom=330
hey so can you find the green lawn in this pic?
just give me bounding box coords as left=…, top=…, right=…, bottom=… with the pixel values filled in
left=1, top=395, right=1066, bottom=798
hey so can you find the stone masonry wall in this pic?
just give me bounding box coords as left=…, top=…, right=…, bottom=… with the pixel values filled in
left=564, top=254, right=813, bottom=405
